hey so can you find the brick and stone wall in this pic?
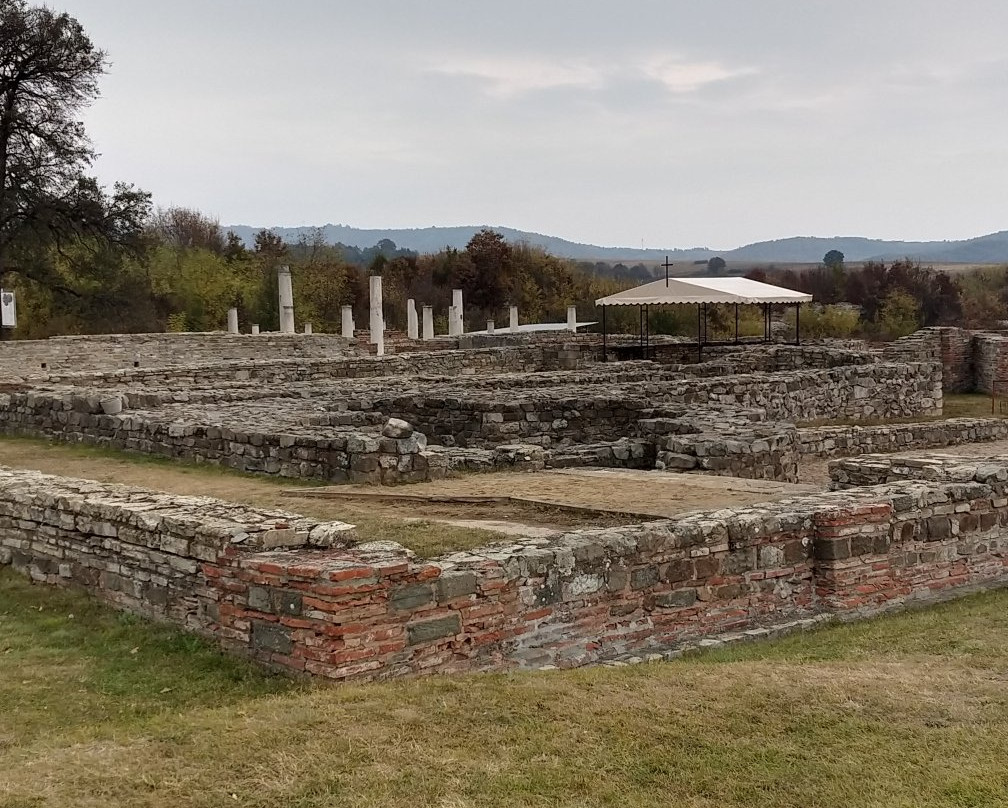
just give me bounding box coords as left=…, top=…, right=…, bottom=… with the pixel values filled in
left=5, top=458, right=1008, bottom=680
left=887, top=326, right=1008, bottom=394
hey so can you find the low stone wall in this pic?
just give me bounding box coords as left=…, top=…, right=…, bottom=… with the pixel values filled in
left=828, top=453, right=1008, bottom=489
left=0, top=467, right=355, bottom=629
left=653, top=427, right=800, bottom=483
left=798, top=417, right=1008, bottom=458
left=365, top=361, right=940, bottom=449
left=6, top=461, right=1008, bottom=680
left=672, top=345, right=875, bottom=377
left=0, top=391, right=432, bottom=484
left=14, top=345, right=592, bottom=388
left=0, top=332, right=357, bottom=379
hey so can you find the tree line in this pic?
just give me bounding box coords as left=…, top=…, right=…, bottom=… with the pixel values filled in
left=2, top=1, right=1005, bottom=343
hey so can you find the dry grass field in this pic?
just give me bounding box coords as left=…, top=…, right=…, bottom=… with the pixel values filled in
left=2, top=569, right=1007, bottom=807
left=3, top=402, right=1008, bottom=806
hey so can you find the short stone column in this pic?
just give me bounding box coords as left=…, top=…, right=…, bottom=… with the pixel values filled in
left=278, top=265, right=295, bottom=334
left=448, top=306, right=459, bottom=336
left=422, top=305, right=434, bottom=341
left=251, top=324, right=260, bottom=335
left=406, top=298, right=418, bottom=339
left=567, top=305, right=577, bottom=332
left=304, top=322, right=313, bottom=335
left=487, top=319, right=495, bottom=335
left=341, top=305, right=354, bottom=339
left=509, top=305, right=519, bottom=333
left=226, top=307, right=239, bottom=334
left=452, top=288, right=464, bottom=334
left=369, top=275, right=384, bottom=345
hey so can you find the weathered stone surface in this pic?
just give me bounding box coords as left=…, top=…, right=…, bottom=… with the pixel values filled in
left=407, top=614, right=461, bottom=645
left=382, top=418, right=414, bottom=439
left=251, top=621, right=293, bottom=655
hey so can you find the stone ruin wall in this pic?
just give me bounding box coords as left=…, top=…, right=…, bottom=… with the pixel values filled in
left=376, top=361, right=942, bottom=449
left=3, top=458, right=1008, bottom=680
left=2, top=344, right=593, bottom=387
left=0, top=334, right=948, bottom=488
left=888, top=326, right=1008, bottom=395
left=0, top=332, right=356, bottom=377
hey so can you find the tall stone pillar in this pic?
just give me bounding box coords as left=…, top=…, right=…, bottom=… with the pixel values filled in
left=227, top=307, right=239, bottom=334
left=406, top=299, right=418, bottom=339
left=422, top=305, right=434, bottom=341
left=509, top=305, right=519, bottom=333
left=341, top=305, right=354, bottom=340
left=369, top=275, right=384, bottom=344
left=452, top=289, right=464, bottom=335
left=567, top=305, right=577, bottom=332
left=278, top=265, right=295, bottom=334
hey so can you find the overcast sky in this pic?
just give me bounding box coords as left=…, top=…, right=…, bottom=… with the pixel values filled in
left=57, top=0, right=1008, bottom=250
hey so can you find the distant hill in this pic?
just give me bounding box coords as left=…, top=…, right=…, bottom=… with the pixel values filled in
left=223, top=223, right=1008, bottom=264
left=223, top=223, right=712, bottom=262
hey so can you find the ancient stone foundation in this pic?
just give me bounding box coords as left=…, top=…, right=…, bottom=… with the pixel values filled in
left=0, top=334, right=948, bottom=487
left=4, top=456, right=1008, bottom=680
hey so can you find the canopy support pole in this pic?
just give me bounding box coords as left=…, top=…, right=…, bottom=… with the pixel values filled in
left=734, top=303, right=739, bottom=344
left=645, top=304, right=650, bottom=358
left=696, top=303, right=702, bottom=362
left=795, top=302, right=800, bottom=345
left=602, top=305, right=607, bottom=362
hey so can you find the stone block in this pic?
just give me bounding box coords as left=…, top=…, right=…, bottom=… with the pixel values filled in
left=814, top=537, right=850, bottom=561
left=436, top=572, right=478, bottom=602
left=652, top=588, right=698, bottom=609
left=407, top=614, right=461, bottom=645
left=630, top=565, right=659, bottom=590
left=382, top=418, right=414, bottom=439
left=251, top=620, right=293, bottom=655
left=390, top=582, right=435, bottom=611
left=248, top=585, right=272, bottom=612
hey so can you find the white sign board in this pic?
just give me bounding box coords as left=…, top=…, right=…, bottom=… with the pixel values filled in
left=0, top=289, right=16, bottom=328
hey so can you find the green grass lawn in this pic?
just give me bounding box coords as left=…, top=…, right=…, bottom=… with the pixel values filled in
left=2, top=569, right=1008, bottom=807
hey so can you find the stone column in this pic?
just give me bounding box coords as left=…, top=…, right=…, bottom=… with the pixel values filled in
left=278, top=265, right=295, bottom=334
left=251, top=324, right=260, bottom=335
left=341, top=305, right=354, bottom=340
left=304, top=322, right=312, bottom=335
left=448, top=306, right=458, bottom=336
left=509, top=305, right=519, bottom=333
left=227, top=307, right=239, bottom=334
left=452, top=289, right=464, bottom=334
left=422, top=305, right=434, bottom=341
left=567, top=305, right=577, bottom=332
left=369, top=275, right=384, bottom=344
left=406, top=299, right=418, bottom=339
left=376, top=328, right=385, bottom=357
left=487, top=320, right=495, bottom=335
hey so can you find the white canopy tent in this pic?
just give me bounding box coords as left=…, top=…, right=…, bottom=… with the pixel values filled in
left=594, top=276, right=813, bottom=360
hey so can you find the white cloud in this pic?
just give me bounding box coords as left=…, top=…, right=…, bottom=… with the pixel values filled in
left=427, top=53, right=755, bottom=99
left=639, top=56, right=757, bottom=93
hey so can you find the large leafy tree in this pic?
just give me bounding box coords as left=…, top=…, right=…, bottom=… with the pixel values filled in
left=0, top=1, right=149, bottom=291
